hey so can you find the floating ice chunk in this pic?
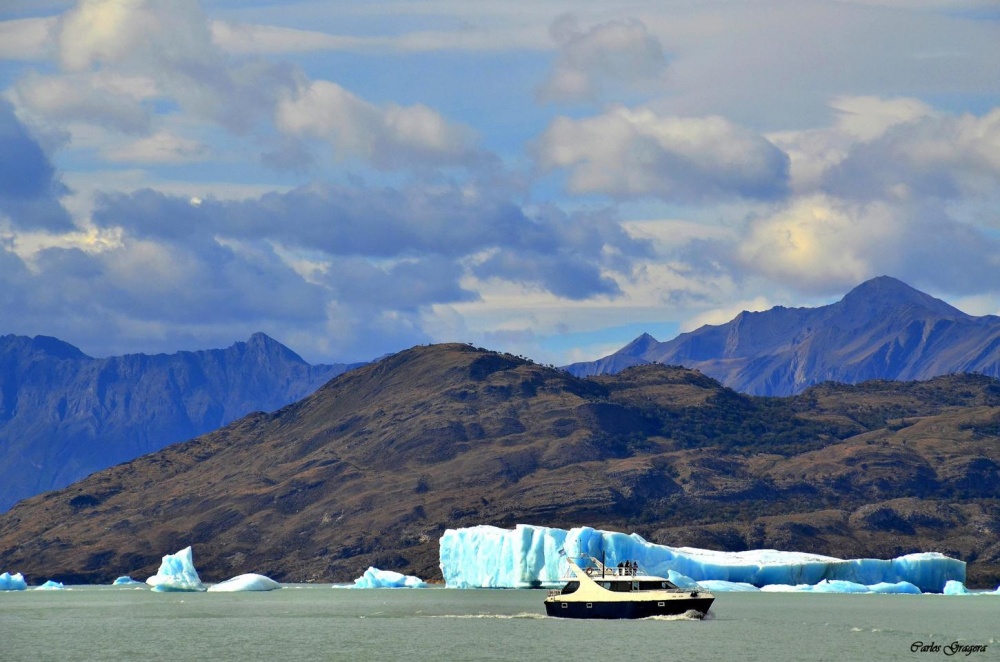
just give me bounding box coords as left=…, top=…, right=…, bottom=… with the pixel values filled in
left=698, top=580, right=760, bottom=592
left=868, top=581, right=921, bottom=594
left=112, top=576, right=144, bottom=585
left=0, top=572, right=27, bottom=591
left=439, top=524, right=965, bottom=592
left=760, top=583, right=813, bottom=592
left=146, top=546, right=206, bottom=592
left=36, top=580, right=66, bottom=590
left=759, top=580, right=923, bottom=594
left=208, top=574, right=282, bottom=592
left=812, top=580, right=870, bottom=593
left=943, top=580, right=969, bottom=595
left=352, top=567, right=428, bottom=588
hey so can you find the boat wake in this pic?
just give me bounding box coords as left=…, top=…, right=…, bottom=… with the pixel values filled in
left=431, top=612, right=548, bottom=620
left=644, top=609, right=713, bottom=622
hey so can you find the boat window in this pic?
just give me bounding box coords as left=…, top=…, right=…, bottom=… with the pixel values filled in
left=560, top=581, right=580, bottom=595
left=638, top=581, right=676, bottom=591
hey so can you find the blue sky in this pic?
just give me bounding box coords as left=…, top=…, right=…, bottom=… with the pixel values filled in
left=0, top=1, right=998, bottom=364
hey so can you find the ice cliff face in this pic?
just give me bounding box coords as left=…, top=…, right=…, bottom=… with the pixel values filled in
left=439, top=524, right=966, bottom=593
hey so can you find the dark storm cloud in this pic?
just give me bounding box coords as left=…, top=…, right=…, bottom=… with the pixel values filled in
left=70, top=177, right=652, bottom=359
left=91, top=181, right=650, bottom=278
left=0, top=100, right=74, bottom=231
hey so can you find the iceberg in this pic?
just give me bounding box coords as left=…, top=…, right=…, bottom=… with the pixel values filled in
left=36, top=580, right=66, bottom=590
left=439, top=524, right=966, bottom=593
left=145, top=546, right=207, bottom=592
left=112, top=576, right=144, bottom=586
left=0, top=572, right=27, bottom=591
left=761, top=580, right=871, bottom=593
left=352, top=567, right=428, bottom=588
left=207, top=574, right=282, bottom=592
left=868, top=581, right=922, bottom=594
left=943, top=580, right=971, bottom=595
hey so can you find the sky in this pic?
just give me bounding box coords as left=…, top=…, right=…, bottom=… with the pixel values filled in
left=0, top=1, right=998, bottom=365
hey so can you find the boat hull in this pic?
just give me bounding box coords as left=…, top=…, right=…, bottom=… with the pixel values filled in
left=544, top=597, right=714, bottom=619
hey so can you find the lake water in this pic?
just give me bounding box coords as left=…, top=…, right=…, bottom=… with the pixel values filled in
left=2, top=586, right=998, bottom=662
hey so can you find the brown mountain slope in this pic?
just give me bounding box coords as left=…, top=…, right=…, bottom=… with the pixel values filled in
left=1, top=343, right=999, bottom=587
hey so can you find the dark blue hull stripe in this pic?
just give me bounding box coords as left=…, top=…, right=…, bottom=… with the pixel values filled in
left=544, top=598, right=714, bottom=619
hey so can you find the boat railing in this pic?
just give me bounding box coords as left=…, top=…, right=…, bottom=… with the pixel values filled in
left=575, top=555, right=643, bottom=578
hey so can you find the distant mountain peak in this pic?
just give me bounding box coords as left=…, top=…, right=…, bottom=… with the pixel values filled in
left=29, top=335, right=88, bottom=360
left=621, top=332, right=659, bottom=355
left=839, top=275, right=965, bottom=318
left=565, top=277, right=1000, bottom=396
left=242, top=332, right=306, bottom=363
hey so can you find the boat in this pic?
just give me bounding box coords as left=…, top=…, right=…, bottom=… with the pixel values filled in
left=543, top=554, right=714, bottom=619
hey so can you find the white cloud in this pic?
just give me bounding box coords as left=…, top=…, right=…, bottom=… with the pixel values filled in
left=680, top=296, right=774, bottom=333
left=12, top=71, right=154, bottom=134
left=537, top=15, right=668, bottom=103
left=829, top=96, right=934, bottom=142
left=0, top=17, right=58, bottom=61
left=210, top=21, right=369, bottom=55
left=57, top=0, right=214, bottom=72
left=734, top=192, right=1000, bottom=295
left=769, top=96, right=936, bottom=193
left=102, top=131, right=210, bottom=163
left=211, top=20, right=550, bottom=55
left=276, top=80, right=478, bottom=168
left=9, top=0, right=295, bottom=137
left=535, top=106, right=789, bottom=201
left=737, top=195, right=888, bottom=290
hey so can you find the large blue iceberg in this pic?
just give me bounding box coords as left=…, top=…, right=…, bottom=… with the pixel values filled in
left=145, top=546, right=207, bottom=592
left=0, top=572, right=27, bottom=591
left=352, top=567, right=428, bottom=588
left=207, top=573, right=282, bottom=592
left=439, top=525, right=966, bottom=593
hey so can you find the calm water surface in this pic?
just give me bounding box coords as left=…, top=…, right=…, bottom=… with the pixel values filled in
left=2, top=585, right=998, bottom=661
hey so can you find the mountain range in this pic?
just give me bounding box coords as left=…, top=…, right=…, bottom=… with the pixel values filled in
left=1, top=343, right=998, bottom=587
left=0, top=333, right=359, bottom=511
left=565, top=276, right=1000, bottom=397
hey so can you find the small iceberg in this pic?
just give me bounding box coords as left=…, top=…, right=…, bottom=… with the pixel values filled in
left=35, top=580, right=66, bottom=590
left=868, top=581, right=922, bottom=594
left=146, top=546, right=207, bottom=592
left=944, top=580, right=972, bottom=595
left=942, top=580, right=1000, bottom=596
left=759, top=579, right=922, bottom=594
left=208, top=573, right=282, bottom=592
left=352, top=567, right=428, bottom=588
left=112, top=576, right=144, bottom=586
left=0, top=572, right=27, bottom=591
